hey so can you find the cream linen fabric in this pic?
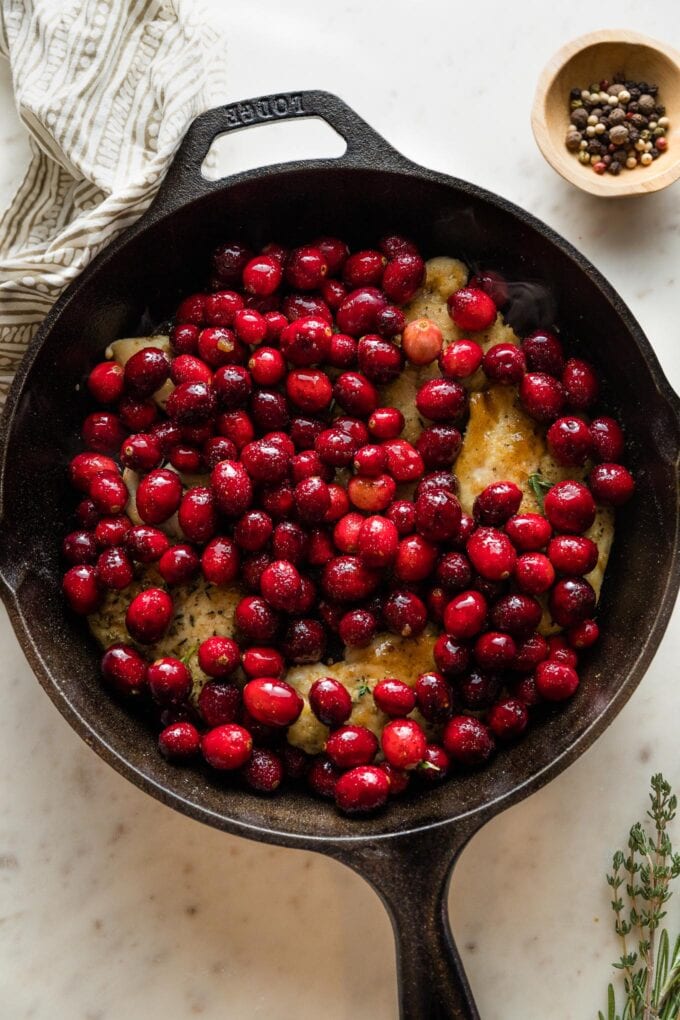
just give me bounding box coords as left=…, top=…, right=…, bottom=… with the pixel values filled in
left=0, top=0, right=227, bottom=402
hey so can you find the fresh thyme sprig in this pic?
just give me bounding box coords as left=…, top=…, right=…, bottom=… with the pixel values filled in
left=599, top=774, right=680, bottom=1020
left=527, top=472, right=554, bottom=510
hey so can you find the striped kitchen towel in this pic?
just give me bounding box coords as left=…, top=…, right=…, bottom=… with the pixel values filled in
left=0, top=0, right=228, bottom=403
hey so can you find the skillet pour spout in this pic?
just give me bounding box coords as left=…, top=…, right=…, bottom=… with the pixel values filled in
left=1, top=90, right=679, bottom=1019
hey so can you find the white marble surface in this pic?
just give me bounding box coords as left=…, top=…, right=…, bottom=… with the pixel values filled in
left=1, top=2, right=680, bottom=1018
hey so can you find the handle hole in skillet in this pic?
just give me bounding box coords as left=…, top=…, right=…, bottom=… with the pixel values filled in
left=201, top=117, right=347, bottom=180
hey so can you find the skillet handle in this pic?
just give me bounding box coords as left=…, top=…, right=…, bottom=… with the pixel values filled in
left=150, top=90, right=411, bottom=216
left=332, top=821, right=482, bottom=1019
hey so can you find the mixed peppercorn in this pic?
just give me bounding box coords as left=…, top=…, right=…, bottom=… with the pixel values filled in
left=61, top=234, right=635, bottom=815
left=566, top=74, right=669, bottom=175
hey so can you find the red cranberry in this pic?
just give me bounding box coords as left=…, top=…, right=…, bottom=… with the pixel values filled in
left=120, top=433, right=162, bottom=472
left=386, top=500, right=417, bottom=536
left=343, top=249, right=386, bottom=287
left=125, top=525, right=169, bottom=563
left=383, top=589, right=427, bottom=636
left=375, top=305, right=406, bottom=339
left=280, top=744, right=310, bottom=781
left=589, top=417, right=625, bottom=462
left=240, top=439, right=289, bottom=485
left=90, top=471, right=128, bottom=515
left=548, top=535, right=598, bottom=575
left=158, top=544, right=200, bottom=584
left=243, top=677, right=303, bottom=727
left=333, top=372, right=379, bottom=418
left=96, top=546, right=134, bottom=590
left=435, top=552, right=472, bottom=591
left=69, top=452, right=118, bottom=492
left=535, top=660, right=579, bottom=701
left=307, top=528, right=335, bottom=567
left=241, top=748, right=284, bottom=792
left=289, top=450, right=329, bottom=484
left=119, top=396, right=158, bottom=432
left=415, top=672, right=454, bottom=722
left=367, top=406, right=404, bottom=440
left=150, top=419, right=182, bottom=454
left=260, top=481, right=295, bottom=520
left=170, top=354, right=213, bottom=386
left=589, top=463, right=635, bottom=506
left=326, top=725, right=378, bottom=768
left=147, top=657, right=191, bottom=705
left=382, top=439, right=424, bottom=483
left=334, top=765, right=390, bottom=814
left=212, top=364, right=252, bottom=409
left=333, top=513, right=363, bottom=554
left=293, top=476, right=330, bottom=522
left=196, top=635, right=239, bottom=679
left=416, top=378, right=466, bottom=422
left=439, top=339, right=483, bottom=379
left=347, top=473, right=396, bottom=513
left=357, top=335, right=403, bottom=384
left=232, top=308, right=267, bottom=346
left=308, top=756, right=342, bottom=798
left=313, top=235, right=349, bottom=274
left=88, top=361, right=124, bottom=403
left=568, top=619, right=600, bottom=649
left=202, top=723, right=253, bottom=770
left=519, top=372, right=565, bottom=422
left=357, top=516, right=399, bottom=568
left=233, top=510, right=273, bottom=552
left=563, top=358, right=599, bottom=409
left=379, top=234, right=419, bottom=259
left=309, top=677, right=353, bottom=727
left=382, top=718, right=426, bottom=769
left=63, top=564, right=102, bottom=614
left=286, top=245, right=328, bottom=290
left=547, top=635, right=578, bottom=667
left=281, top=618, right=326, bottom=663
left=204, top=290, right=245, bottom=327
left=82, top=412, right=126, bottom=454
left=514, top=552, right=555, bottom=594
left=168, top=443, right=203, bottom=474
left=136, top=468, right=182, bottom=525
left=101, top=643, right=147, bottom=695
left=382, top=253, right=425, bottom=303
left=521, top=330, right=564, bottom=375
left=490, top=593, right=542, bottom=636
left=94, top=515, right=131, bottom=548
left=512, top=632, right=549, bottom=671
left=547, top=416, right=592, bottom=467
left=75, top=498, right=99, bottom=529
left=170, top=323, right=200, bottom=354
left=269, top=522, right=306, bottom=565
left=315, top=427, right=357, bottom=468
left=382, top=762, right=410, bottom=796
left=487, top=698, right=529, bottom=740
left=443, top=590, right=487, bottom=639
left=286, top=368, right=333, bottom=413
left=544, top=480, right=596, bottom=533
left=210, top=460, right=252, bottom=516
left=124, top=347, right=170, bottom=397
left=216, top=409, right=255, bottom=450
left=415, top=489, right=462, bottom=542
left=158, top=721, right=200, bottom=760
left=474, top=631, right=517, bottom=670
left=282, top=292, right=332, bottom=323
left=433, top=634, right=470, bottom=677
left=241, top=647, right=285, bottom=679
left=505, top=513, right=552, bottom=551
left=549, top=576, right=596, bottom=627
left=242, top=254, right=282, bottom=296
left=467, top=528, right=516, bottom=580
left=394, top=535, right=437, bottom=582
left=419, top=743, right=451, bottom=783
left=401, top=318, right=443, bottom=366
left=448, top=287, right=496, bottom=331
left=248, top=347, right=285, bottom=387
left=125, top=588, right=173, bottom=644
left=482, top=343, right=526, bottom=384
left=416, top=424, right=462, bottom=469
left=373, top=678, right=416, bottom=717
left=512, top=673, right=541, bottom=706
left=234, top=596, right=278, bottom=643
left=353, top=444, right=387, bottom=478
left=63, top=530, right=98, bottom=565
left=201, top=536, right=239, bottom=585
left=280, top=316, right=332, bottom=366
left=336, top=287, right=387, bottom=337
left=212, top=241, right=252, bottom=285
left=177, top=487, right=216, bottom=544
left=259, top=560, right=301, bottom=611
left=250, top=388, right=289, bottom=431
left=166, top=381, right=215, bottom=424
left=457, top=668, right=501, bottom=710
left=442, top=715, right=495, bottom=765
left=473, top=481, right=522, bottom=525
left=415, top=470, right=459, bottom=500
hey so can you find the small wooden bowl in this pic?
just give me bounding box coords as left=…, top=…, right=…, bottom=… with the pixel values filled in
left=532, top=30, right=680, bottom=197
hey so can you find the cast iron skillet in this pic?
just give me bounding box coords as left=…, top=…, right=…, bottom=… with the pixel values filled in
left=1, top=91, right=679, bottom=1019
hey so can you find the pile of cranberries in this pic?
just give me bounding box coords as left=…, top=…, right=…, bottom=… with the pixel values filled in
left=61, top=234, right=635, bottom=815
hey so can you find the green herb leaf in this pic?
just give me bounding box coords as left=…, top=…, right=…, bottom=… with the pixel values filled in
left=528, top=472, right=554, bottom=510
left=355, top=683, right=371, bottom=699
